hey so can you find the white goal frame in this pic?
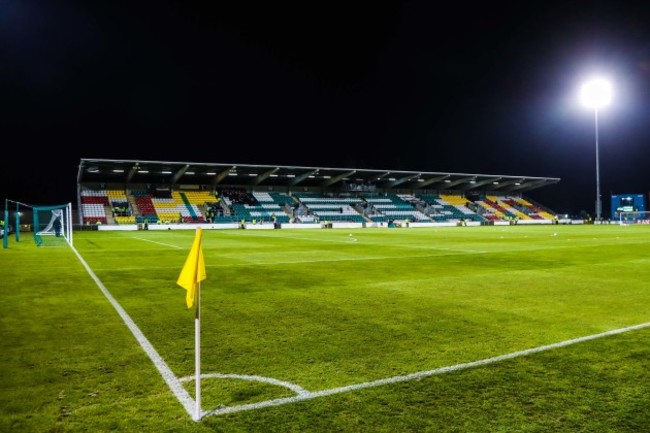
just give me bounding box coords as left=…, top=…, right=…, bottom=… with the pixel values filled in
left=618, top=210, right=650, bottom=225
left=34, top=202, right=73, bottom=246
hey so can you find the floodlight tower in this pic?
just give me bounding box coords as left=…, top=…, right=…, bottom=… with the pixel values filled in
left=580, top=78, right=612, bottom=222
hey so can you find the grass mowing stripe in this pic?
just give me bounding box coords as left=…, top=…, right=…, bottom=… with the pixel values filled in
left=23, top=225, right=647, bottom=429
left=85, top=252, right=490, bottom=272
left=225, top=230, right=491, bottom=253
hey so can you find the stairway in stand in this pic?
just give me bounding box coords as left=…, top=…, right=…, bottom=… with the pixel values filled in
left=104, top=204, right=115, bottom=225
left=127, top=194, right=140, bottom=219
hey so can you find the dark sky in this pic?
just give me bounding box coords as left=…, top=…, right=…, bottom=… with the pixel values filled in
left=2, top=0, right=650, bottom=215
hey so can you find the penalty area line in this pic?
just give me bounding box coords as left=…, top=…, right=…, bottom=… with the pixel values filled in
left=203, top=320, right=650, bottom=419
left=132, top=237, right=184, bottom=249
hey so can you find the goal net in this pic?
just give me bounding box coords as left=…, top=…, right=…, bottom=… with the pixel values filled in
left=618, top=210, right=650, bottom=225
left=34, top=203, right=73, bottom=247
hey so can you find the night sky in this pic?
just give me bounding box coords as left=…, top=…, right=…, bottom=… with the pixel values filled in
left=2, top=1, right=650, bottom=215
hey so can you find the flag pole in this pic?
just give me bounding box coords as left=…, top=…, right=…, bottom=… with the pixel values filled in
left=194, top=281, right=201, bottom=421
left=176, top=226, right=206, bottom=421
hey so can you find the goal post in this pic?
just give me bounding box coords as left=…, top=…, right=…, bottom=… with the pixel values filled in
left=34, top=203, right=73, bottom=247
left=3, top=199, right=31, bottom=248
left=2, top=207, right=8, bottom=249
left=618, top=210, right=650, bottom=225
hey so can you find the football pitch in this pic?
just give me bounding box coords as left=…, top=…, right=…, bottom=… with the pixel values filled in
left=2, top=224, right=650, bottom=432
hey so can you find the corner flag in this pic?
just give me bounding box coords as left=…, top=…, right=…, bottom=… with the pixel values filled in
left=176, top=228, right=208, bottom=420
left=177, top=227, right=206, bottom=308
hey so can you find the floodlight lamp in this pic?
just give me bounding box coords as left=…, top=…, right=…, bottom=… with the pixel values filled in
left=580, top=78, right=612, bottom=109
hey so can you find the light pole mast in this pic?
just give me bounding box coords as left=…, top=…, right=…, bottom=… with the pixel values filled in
left=580, top=78, right=611, bottom=222
left=594, top=108, right=601, bottom=220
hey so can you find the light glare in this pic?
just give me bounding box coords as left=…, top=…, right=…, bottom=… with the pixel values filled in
left=580, top=78, right=612, bottom=109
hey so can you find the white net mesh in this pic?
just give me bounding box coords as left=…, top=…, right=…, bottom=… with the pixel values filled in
left=34, top=204, right=72, bottom=247
left=37, top=209, right=64, bottom=236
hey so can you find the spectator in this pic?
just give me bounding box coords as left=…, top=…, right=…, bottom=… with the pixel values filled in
left=53, top=215, right=62, bottom=237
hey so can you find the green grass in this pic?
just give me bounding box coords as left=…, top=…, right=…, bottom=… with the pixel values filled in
left=2, top=224, right=650, bottom=432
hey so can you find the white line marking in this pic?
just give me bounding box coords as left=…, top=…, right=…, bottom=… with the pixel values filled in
left=179, top=373, right=310, bottom=396
left=202, top=321, right=650, bottom=418
left=71, top=245, right=196, bottom=418
left=131, top=237, right=184, bottom=249
left=71, top=242, right=650, bottom=422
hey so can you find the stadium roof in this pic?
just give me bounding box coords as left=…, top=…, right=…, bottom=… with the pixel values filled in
left=78, top=158, right=560, bottom=193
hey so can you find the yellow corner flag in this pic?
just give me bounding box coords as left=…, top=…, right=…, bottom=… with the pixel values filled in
left=177, top=228, right=206, bottom=308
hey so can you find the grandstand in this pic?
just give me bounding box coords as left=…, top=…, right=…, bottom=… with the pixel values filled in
left=75, top=159, right=561, bottom=228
